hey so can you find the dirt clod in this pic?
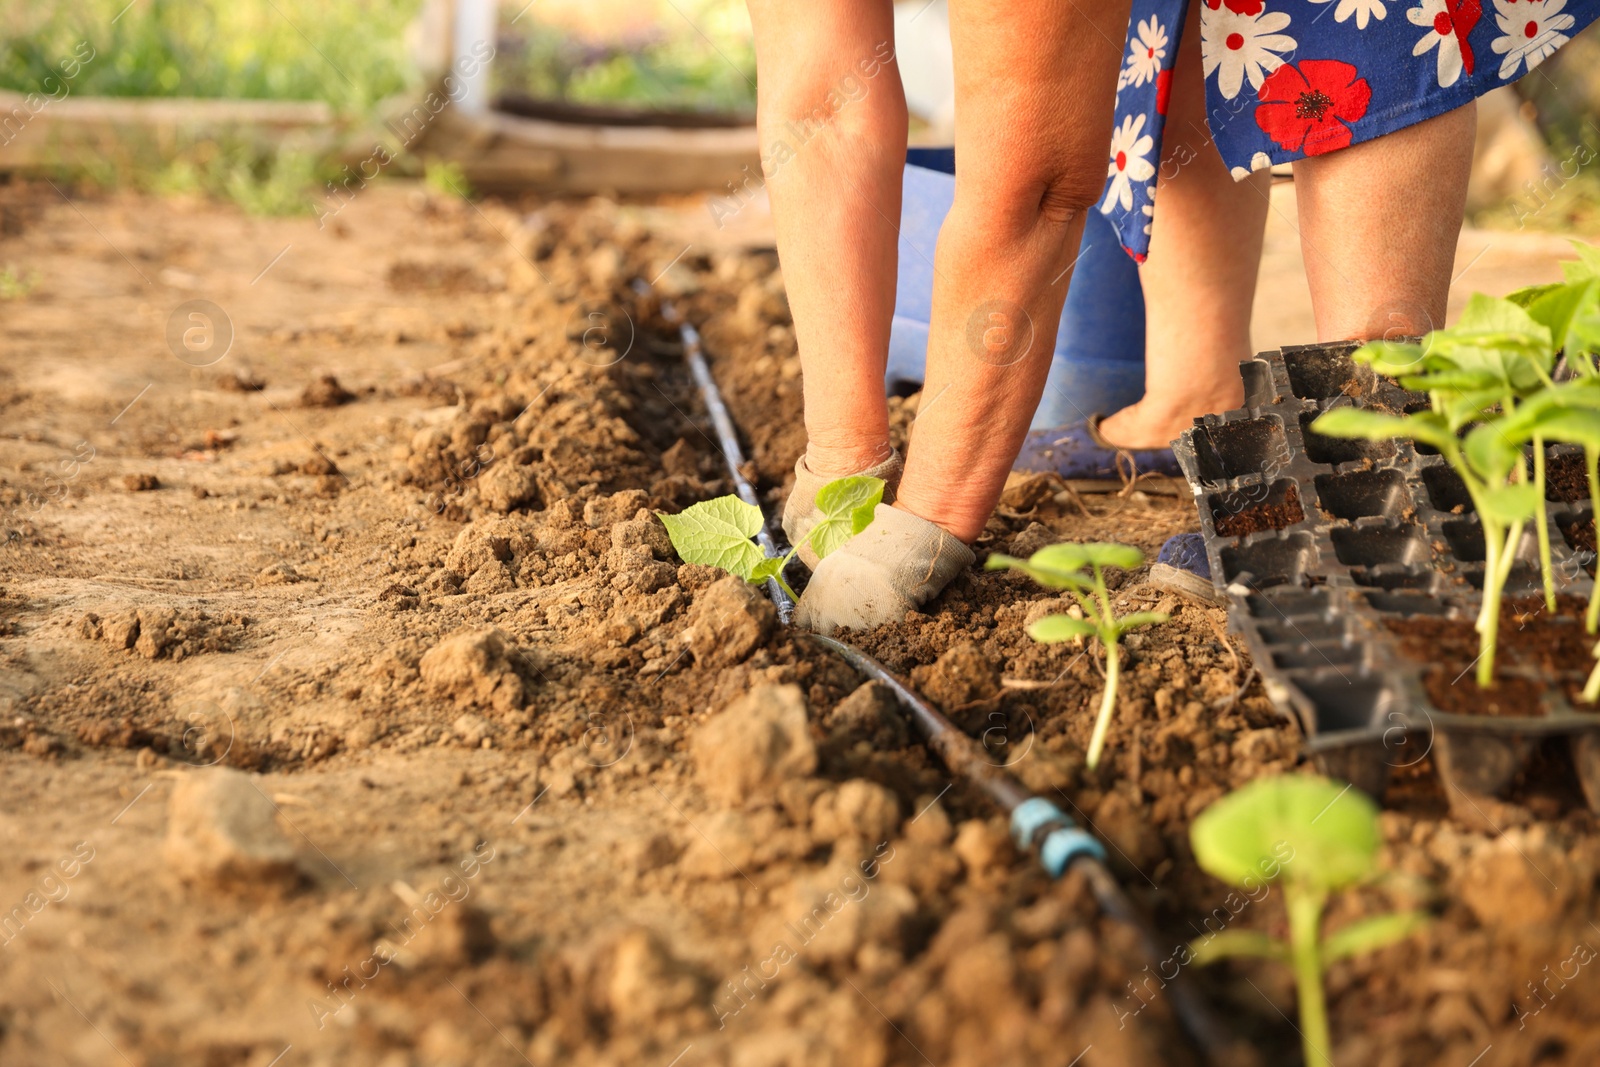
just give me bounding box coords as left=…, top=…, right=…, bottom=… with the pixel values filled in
left=163, top=768, right=300, bottom=890
left=685, top=575, right=776, bottom=669
left=123, top=473, right=160, bottom=491
left=419, top=627, right=534, bottom=713
left=301, top=374, right=356, bottom=407
left=692, top=683, right=817, bottom=806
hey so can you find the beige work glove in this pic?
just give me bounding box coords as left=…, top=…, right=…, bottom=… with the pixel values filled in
left=782, top=449, right=903, bottom=569
left=794, top=503, right=974, bottom=634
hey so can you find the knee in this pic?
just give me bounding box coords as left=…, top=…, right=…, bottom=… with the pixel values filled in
left=947, top=153, right=1104, bottom=249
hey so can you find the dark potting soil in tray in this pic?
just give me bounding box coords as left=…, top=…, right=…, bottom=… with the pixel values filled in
left=1547, top=450, right=1591, bottom=503
left=1387, top=597, right=1595, bottom=717
left=1212, top=481, right=1304, bottom=537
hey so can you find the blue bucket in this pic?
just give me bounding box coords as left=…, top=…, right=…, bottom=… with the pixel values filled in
left=886, top=147, right=1147, bottom=429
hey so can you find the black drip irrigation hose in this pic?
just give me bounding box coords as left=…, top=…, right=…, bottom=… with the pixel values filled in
left=651, top=290, right=1237, bottom=1065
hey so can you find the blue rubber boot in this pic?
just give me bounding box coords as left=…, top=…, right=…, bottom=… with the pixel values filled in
left=1149, top=532, right=1225, bottom=605
left=886, top=148, right=1173, bottom=479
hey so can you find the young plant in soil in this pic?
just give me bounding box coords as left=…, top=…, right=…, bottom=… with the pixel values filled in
left=1189, top=776, right=1428, bottom=1067
left=657, top=475, right=884, bottom=600
left=1314, top=295, right=1558, bottom=685
left=984, top=543, right=1167, bottom=769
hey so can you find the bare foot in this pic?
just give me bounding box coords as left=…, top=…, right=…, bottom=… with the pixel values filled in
left=1097, top=384, right=1245, bottom=450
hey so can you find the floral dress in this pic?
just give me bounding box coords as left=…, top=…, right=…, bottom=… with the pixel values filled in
left=1100, top=0, right=1598, bottom=259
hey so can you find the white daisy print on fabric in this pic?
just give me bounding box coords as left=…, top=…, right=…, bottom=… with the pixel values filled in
left=1201, top=5, right=1297, bottom=99
left=1103, top=114, right=1157, bottom=214
left=1228, top=151, right=1275, bottom=181
left=1310, top=0, right=1388, bottom=31
left=1491, top=0, right=1574, bottom=78
left=1124, top=16, right=1170, bottom=88
left=1407, top=0, right=1466, bottom=87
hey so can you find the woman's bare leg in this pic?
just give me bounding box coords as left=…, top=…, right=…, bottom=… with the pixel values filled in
left=746, top=0, right=905, bottom=476
left=894, top=0, right=1132, bottom=541
left=1098, top=3, right=1271, bottom=450
left=1293, top=102, right=1477, bottom=340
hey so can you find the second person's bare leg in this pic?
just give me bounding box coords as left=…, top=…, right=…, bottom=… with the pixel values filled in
left=1293, top=102, right=1476, bottom=341
left=1097, top=2, right=1270, bottom=451
left=894, top=0, right=1132, bottom=542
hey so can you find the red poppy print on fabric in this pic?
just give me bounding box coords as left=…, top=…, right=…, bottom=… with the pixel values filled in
left=1254, top=60, right=1372, bottom=155
left=1204, top=0, right=1266, bottom=13
left=1156, top=68, right=1173, bottom=114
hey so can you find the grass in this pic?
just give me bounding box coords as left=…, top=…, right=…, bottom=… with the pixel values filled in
left=494, top=0, right=755, bottom=113
left=0, top=0, right=422, bottom=111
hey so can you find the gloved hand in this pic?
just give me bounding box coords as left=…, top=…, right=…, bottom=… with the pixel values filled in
left=794, top=503, right=974, bottom=634
left=782, top=448, right=903, bottom=569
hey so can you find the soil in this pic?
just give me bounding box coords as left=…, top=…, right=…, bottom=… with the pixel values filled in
left=1389, top=598, right=1595, bottom=716
left=1212, top=484, right=1304, bottom=538
left=2, top=179, right=1600, bottom=1067
left=1547, top=451, right=1591, bottom=504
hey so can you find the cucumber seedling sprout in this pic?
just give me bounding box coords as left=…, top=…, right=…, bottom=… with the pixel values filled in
left=1189, top=776, right=1428, bottom=1067
left=656, top=475, right=884, bottom=600
left=985, top=543, right=1167, bottom=769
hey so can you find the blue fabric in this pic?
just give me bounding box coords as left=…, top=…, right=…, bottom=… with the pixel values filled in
left=888, top=150, right=1148, bottom=429
left=1102, top=0, right=1600, bottom=258
left=1013, top=420, right=1182, bottom=479
left=1158, top=532, right=1213, bottom=580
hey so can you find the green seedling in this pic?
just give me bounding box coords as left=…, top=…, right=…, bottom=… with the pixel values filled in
left=1190, top=776, right=1428, bottom=1067
left=1314, top=295, right=1562, bottom=684
left=985, top=543, right=1167, bottom=769
left=657, top=475, right=883, bottom=600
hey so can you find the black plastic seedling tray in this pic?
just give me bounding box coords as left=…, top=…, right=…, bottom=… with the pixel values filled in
left=1173, top=342, right=1600, bottom=808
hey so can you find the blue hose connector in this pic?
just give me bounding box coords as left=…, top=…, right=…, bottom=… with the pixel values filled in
left=1010, top=797, right=1106, bottom=878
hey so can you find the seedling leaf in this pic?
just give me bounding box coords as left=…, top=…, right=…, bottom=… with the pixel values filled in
left=984, top=551, right=1091, bottom=590
left=1352, top=340, right=1426, bottom=378
left=1188, top=930, right=1290, bottom=966
left=1027, top=614, right=1098, bottom=643
left=1080, top=543, right=1145, bottom=570
left=658, top=498, right=774, bottom=582
left=1569, top=239, right=1600, bottom=280
left=1527, top=277, right=1600, bottom=350
left=806, top=475, right=885, bottom=561
left=1463, top=423, right=1523, bottom=485
left=1507, top=282, right=1564, bottom=308
left=1321, top=911, right=1431, bottom=963
left=1474, top=482, right=1543, bottom=526
left=1115, top=611, right=1170, bottom=635
left=1311, top=408, right=1456, bottom=454
left=1190, top=775, right=1379, bottom=893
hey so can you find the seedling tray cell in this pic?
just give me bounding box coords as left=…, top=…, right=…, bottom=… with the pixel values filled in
left=1173, top=342, right=1600, bottom=809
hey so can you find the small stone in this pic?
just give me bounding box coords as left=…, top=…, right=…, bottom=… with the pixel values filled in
left=691, top=683, right=817, bottom=806
left=163, top=767, right=300, bottom=889
left=621, top=832, right=678, bottom=874
left=124, top=473, right=160, bottom=492
left=611, top=514, right=674, bottom=559
left=685, top=576, right=776, bottom=669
